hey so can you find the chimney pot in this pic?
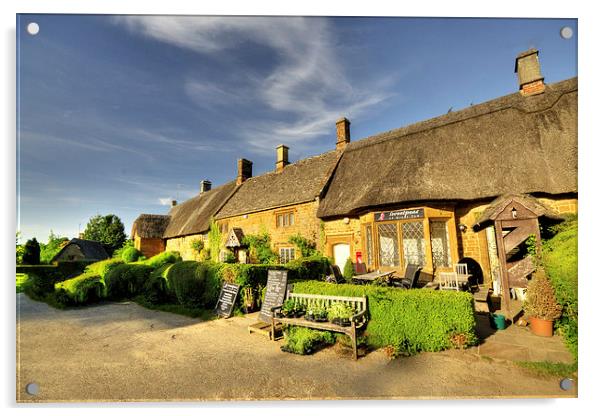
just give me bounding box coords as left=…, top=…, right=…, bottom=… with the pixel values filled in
left=237, top=158, right=253, bottom=185
left=515, top=48, right=545, bottom=96
left=200, top=180, right=212, bottom=194
left=171, top=200, right=177, bottom=207
left=275, top=144, right=289, bottom=173
left=78, top=232, right=84, bottom=239
left=336, top=117, right=351, bottom=150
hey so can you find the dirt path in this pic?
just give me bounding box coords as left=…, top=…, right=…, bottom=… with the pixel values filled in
left=16, top=294, right=576, bottom=402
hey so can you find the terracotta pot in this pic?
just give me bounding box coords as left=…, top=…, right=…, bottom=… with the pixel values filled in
left=530, top=317, right=554, bottom=337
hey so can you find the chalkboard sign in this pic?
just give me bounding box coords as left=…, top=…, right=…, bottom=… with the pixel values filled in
left=214, top=282, right=240, bottom=318
left=258, top=270, right=288, bottom=323
left=375, top=208, right=424, bottom=222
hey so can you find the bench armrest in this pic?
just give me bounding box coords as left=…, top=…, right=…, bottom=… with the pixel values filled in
left=270, top=305, right=283, bottom=313
left=352, top=309, right=367, bottom=322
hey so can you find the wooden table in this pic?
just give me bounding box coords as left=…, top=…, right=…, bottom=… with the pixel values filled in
left=352, top=270, right=395, bottom=284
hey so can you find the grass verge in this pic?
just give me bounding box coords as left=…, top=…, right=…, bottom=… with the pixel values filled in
left=515, top=361, right=577, bottom=379
left=133, top=296, right=217, bottom=321
left=16, top=273, right=28, bottom=293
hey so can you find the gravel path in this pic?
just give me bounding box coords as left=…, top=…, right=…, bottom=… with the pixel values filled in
left=16, top=294, right=576, bottom=402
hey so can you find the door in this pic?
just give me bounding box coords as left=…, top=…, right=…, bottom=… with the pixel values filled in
left=333, top=243, right=351, bottom=271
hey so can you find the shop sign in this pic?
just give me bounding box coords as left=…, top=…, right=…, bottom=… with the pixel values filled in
left=374, top=208, right=424, bottom=222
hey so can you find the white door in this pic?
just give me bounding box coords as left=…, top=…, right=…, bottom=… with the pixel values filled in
left=333, top=243, right=351, bottom=271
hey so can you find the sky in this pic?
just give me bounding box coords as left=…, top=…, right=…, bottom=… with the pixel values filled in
left=16, top=15, right=577, bottom=243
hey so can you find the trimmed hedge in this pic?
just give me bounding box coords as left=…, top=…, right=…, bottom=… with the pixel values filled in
left=292, top=281, right=477, bottom=355
left=55, top=272, right=104, bottom=305
left=104, top=263, right=154, bottom=300
left=85, top=258, right=124, bottom=278
left=121, top=246, right=143, bottom=263
left=543, top=216, right=578, bottom=359
left=142, top=263, right=174, bottom=304
left=164, top=261, right=220, bottom=307
left=140, top=251, right=182, bottom=269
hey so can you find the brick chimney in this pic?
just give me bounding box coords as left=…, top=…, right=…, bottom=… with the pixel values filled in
left=200, top=180, right=212, bottom=194
left=275, top=144, right=289, bottom=173
left=78, top=232, right=84, bottom=239
left=336, top=117, right=350, bottom=150
left=236, top=158, right=253, bottom=185
left=515, top=48, right=545, bottom=96
left=171, top=200, right=177, bottom=207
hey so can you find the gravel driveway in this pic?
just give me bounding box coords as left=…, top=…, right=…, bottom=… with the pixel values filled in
left=16, top=294, right=576, bottom=402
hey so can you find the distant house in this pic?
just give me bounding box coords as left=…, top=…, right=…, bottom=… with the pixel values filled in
left=51, top=238, right=110, bottom=262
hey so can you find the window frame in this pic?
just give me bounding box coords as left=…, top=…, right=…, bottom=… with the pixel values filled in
left=275, top=209, right=295, bottom=228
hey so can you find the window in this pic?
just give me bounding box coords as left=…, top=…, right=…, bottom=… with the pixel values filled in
left=430, top=220, right=452, bottom=268
left=276, top=211, right=295, bottom=227
left=378, top=223, right=400, bottom=267
left=402, top=221, right=426, bottom=266
left=365, top=224, right=374, bottom=266
left=279, top=247, right=295, bottom=263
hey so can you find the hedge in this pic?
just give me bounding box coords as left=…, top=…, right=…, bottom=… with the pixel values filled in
left=104, top=263, right=154, bottom=300
left=292, top=281, right=477, bottom=355
left=142, top=263, right=175, bottom=304
left=543, top=216, right=578, bottom=360
left=55, top=272, right=104, bottom=305
left=85, top=258, right=124, bottom=278
left=140, top=251, right=182, bottom=269
left=164, top=261, right=220, bottom=307
left=121, top=246, right=143, bottom=263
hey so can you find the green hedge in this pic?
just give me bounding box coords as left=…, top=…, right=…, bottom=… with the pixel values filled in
left=121, top=246, right=143, bottom=263
left=164, top=261, right=220, bottom=307
left=140, top=251, right=182, bottom=268
left=55, top=272, right=104, bottom=305
left=85, top=258, right=124, bottom=278
left=104, top=263, right=154, bottom=300
left=142, top=263, right=175, bottom=304
left=292, top=281, right=477, bottom=355
left=543, top=216, right=578, bottom=360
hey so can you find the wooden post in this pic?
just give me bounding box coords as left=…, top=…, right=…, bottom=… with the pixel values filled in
left=494, top=220, right=511, bottom=315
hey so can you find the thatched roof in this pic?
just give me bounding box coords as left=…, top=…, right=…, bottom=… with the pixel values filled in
left=317, top=77, right=577, bottom=218
left=131, top=214, right=170, bottom=239
left=472, top=194, right=562, bottom=230
left=215, top=150, right=342, bottom=219
left=163, top=181, right=238, bottom=238
left=52, top=238, right=109, bottom=262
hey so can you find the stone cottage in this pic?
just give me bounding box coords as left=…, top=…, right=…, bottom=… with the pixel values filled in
left=51, top=238, right=110, bottom=262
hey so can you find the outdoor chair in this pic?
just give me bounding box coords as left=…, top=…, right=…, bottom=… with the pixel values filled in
left=325, top=265, right=345, bottom=284
left=392, top=263, right=422, bottom=289
left=354, top=262, right=367, bottom=275
left=439, top=272, right=460, bottom=291
left=454, top=263, right=470, bottom=290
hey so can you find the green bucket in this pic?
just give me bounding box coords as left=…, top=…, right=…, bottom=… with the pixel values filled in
left=490, top=313, right=506, bottom=330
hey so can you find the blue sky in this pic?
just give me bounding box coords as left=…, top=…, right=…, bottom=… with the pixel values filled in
left=16, top=15, right=577, bottom=243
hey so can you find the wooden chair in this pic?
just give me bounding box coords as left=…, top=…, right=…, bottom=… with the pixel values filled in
left=392, top=264, right=422, bottom=289
left=354, top=262, right=367, bottom=275
left=454, top=263, right=469, bottom=290
left=439, top=272, right=460, bottom=291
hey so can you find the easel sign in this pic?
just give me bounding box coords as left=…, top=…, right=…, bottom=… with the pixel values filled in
left=214, top=282, right=240, bottom=318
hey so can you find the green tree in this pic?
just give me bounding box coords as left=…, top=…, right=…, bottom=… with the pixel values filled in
left=343, top=257, right=355, bottom=282
left=82, top=214, right=126, bottom=256
left=22, top=238, right=41, bottom=265
left=40, top=230, right=69, bottom=264
left=16, top=232, right=24, bottom=264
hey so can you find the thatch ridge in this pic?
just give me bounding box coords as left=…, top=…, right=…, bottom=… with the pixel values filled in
left=131, top=214, right=170, bottom=239
left=317, top=77, right=577, bottom=218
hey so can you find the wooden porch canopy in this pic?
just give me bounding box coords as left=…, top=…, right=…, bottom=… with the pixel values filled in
left=473, top=194, right=561, bottom=313
left=225, top=228, right=245, bottom=248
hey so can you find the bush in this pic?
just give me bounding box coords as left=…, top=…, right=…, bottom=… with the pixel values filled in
left=292, top=281, right=477, bottom=355
left=286, top=255, right=331, bottom=281
left=343, top=257, right=355, bottom=282
left=281, top=326, right=336, bottom=355
left=165, top=261, right=217, bottom=307
left=542, top=215, right=578, bottom=359
left=288, top=234, right=319, bottom=257
left=524, top=271, right=562, bottom=320
left=243, top=232, right=278, bottom=264
left=140, top=251, right=182, bottom=268
left=142, top=263, right=175, bottom=304
left=85, top=258, right=124, bottom=278
left=55, top=272, right=105, bottom=305
left=22, top=238, right=41, bottom=265
left=121, top=246, right=143, bottom=263
left=104, top=264, right=154, bottom=300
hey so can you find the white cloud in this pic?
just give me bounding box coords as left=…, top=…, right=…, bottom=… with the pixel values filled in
left=115, top=16, right=396, bottom=153
left=158, top=197, right=173, bottom=206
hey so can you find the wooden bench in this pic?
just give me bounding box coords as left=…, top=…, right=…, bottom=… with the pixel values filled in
left=271, top=292, right=368, bottom=360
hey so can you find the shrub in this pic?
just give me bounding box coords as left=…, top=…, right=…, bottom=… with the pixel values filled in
left=55, top=272, right=105, bottom=305
left=165, top=261, right=217, bottom=307
left=286, top=255, right=331, bottom=281
left=243, top=232, right=278, bottom=264
left=281, top=326, right=336, bottom=355
left=113, top=239, right=135, bottom=259
left=542, top=215, right=578, bottom=359
left=141, top=251, right=182, bottom=268
left=288, top=234, right=319, bottom=257
left=121, top=246, right=143, bottom=263
left=85, top=258, right=124, bottom=278
left=190, top=238, right=204, bottom=252
left=343, top=257, right=355, bottom=282
left=104, top=264, right=154, bottom=300
left=22, top=238, right=41, bottom=265
left=142, top=263, right=174, bottom=304
left=292, top=281, right=477, bottom=355
left=207, top=219, right=222, bottom=263
left=524, top=271, right=562, bottom=321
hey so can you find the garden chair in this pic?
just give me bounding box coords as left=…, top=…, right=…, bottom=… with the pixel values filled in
left=325, top=265, right=345, bottom=284
left=392, top=263, right=422, bottom=289
left=454, top=263, right=470, bottom=290
left=439, top=272, right=460, bottom=291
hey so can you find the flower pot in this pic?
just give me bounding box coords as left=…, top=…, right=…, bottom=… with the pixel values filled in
left=530, top=317, right=554, bottom=337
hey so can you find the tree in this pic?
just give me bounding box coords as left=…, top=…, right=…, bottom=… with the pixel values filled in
left=16, top=232, right=24, bottom=264
left=22, top=238, right=41, bottom=265
left=82, top=214, right=126, bottom=256
left=40, top=230, right=69, bottom=264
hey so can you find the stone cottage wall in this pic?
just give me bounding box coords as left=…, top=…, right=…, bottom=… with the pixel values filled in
left=165, top=233, right=207, bottom=261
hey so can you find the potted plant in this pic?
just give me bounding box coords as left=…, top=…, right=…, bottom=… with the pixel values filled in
left=327, top=302, right=354, bottom=327
left=523, top=272, right=562, bottom=337
left=281, top=299, right=296, bottom=318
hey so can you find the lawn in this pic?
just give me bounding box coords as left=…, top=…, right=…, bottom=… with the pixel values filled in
left=16, top=273, right=29, bottom=293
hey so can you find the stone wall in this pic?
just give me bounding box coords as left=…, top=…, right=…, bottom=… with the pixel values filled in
left=165, top=233, right=207, bottom=261
left=54, top=244, right=85, bottom=262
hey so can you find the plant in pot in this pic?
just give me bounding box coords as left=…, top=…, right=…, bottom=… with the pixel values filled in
left=281, top=299, right=296, bottom=318
left=523, top=272, right=563, bottom=337
left=327, top=302, right=354, bottom=327
left=293, top=300, right=306, bottom=318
